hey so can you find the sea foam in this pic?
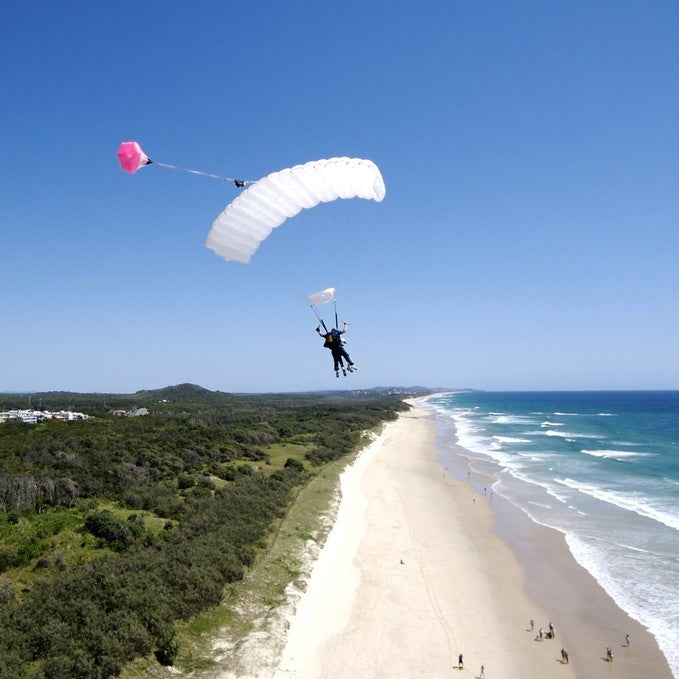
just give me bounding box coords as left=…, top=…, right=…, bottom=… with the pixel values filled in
left=556, top=477, right=679, bottom=532
left=580, top=449, right=651, bottom=460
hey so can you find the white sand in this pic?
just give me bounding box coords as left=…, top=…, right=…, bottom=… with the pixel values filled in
left=273, top=404, right=572, bottom=679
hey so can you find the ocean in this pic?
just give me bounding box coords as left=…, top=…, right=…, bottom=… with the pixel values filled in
left=423, top=391, right=679, bottom=677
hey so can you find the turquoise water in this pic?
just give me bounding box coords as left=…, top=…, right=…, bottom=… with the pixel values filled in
left=423, top=391, right=679, bottom=677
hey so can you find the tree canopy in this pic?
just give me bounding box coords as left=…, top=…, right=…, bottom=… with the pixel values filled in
left=0, top=387, right=411, bottom=677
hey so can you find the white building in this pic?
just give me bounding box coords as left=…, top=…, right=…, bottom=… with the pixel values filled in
left=0, top=409, right=90, bottom=424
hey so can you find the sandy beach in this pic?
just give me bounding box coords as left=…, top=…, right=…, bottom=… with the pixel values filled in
left=271, top=400, right=672, bottom=679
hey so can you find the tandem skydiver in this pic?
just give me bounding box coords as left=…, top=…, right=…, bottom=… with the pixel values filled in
left=315, top=321, right=357, bottom=377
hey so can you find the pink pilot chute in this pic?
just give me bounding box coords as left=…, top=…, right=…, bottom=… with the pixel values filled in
left=116, top=140, right=247, bottom=185
left=116, top=141, right=151, bottom=174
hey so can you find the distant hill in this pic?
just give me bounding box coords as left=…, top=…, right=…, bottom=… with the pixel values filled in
left=0, top=383, right=467, bottom=414
left=1, top=384, right=459, bottom=401
left=130, top=383, right=231, bottom=403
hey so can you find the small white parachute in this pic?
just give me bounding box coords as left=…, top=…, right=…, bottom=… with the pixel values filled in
left=205, top=157, right=386, bottom=263
left=307, top=287, right=336, bottom=308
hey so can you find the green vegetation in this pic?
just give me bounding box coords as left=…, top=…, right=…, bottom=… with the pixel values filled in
left=0, top=385, right=413, bottom=678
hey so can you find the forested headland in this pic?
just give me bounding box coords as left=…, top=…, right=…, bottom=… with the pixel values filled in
left=0, top=384, right=418, bottom=678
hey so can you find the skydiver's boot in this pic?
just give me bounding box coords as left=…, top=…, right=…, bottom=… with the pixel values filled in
left=342, top=368, right=347, bottom=376
left=335, top=370, right=340, bottom=378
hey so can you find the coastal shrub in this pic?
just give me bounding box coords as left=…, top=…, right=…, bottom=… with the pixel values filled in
left=0, top=547, right=19, bottom=572
left=177, top=472, right=195, bottom=489
left=84, top=510, right=134, bottom=549
left=0, top=391, right=406, bottom=676
left=213, top=465, right=236, bottom=481
left=284, top=457, right=304, bottom=472
left=0, top=469, right=304, bottom=676
left=198, top=475, right=216, bottom=489
left=242, top=446, right=268, bottom=461
left=155, top=631, right=179, bottom=666
left=185, top=484, right=212, bottom=498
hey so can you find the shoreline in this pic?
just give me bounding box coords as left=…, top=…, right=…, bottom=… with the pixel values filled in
left=269, top=399, right=672, bottom=678
left=426, top=396, right=674, bottom=679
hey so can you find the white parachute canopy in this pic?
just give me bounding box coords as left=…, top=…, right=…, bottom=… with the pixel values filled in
left=308, top=287, right=336, bottom=308
left=205, top=157, right=386, bottom=263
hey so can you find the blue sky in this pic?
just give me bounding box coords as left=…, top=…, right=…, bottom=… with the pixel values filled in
left=2, top=1, right=678, bottom=393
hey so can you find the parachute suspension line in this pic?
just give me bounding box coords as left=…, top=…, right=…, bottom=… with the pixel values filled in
left=334, top=300, right=339, bottom=329
left=151, top=161, right=254, bottom=188
left=311, top=305, right=328, bottom=333
left=312, top=306, right=328, bottom=332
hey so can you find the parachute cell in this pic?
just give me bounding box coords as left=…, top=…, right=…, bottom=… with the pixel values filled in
left=205, top=157, right=386, bottom=263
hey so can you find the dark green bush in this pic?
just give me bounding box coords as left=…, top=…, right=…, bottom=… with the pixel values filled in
left=284, top=457, right=304, bottom=472
left=84, top=510, right=134, bottom=550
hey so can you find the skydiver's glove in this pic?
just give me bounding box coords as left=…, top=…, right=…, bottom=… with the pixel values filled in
left=315, top=326, right=320, bottom=332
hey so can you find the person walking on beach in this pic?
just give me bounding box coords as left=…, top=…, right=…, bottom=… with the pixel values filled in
left=479, top=664, right=485, bottom=678
left=561, top=648, right=569, bottom=664
left=625, top=633, right=630, bottom=647
left=530, top=618, right=535, bottom=632
left=606, top=646, right=613, bottom=662
left=458, top=653, right=463, bottom=670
